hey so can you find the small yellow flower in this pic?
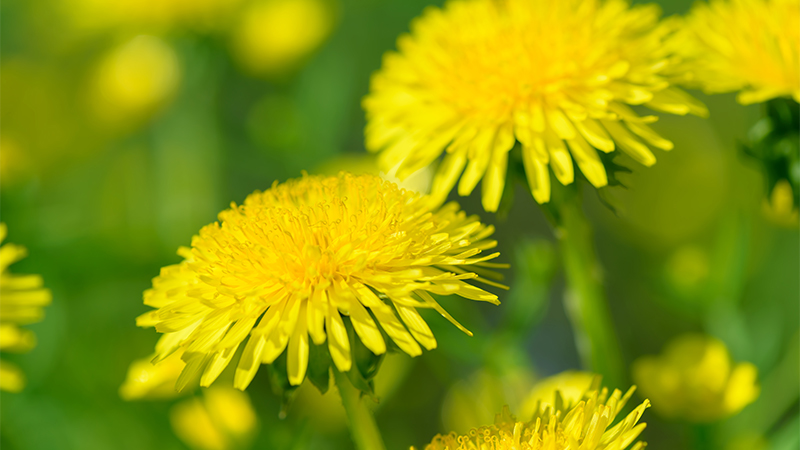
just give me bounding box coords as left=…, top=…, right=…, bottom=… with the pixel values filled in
left=518, top=371, right=595, bottom=420
left=417, top=381, right=650, bottom=450
left=677, top=0, right=800, bottom=104
left=763, top=179, right=799, bottom=227
left=0, top=224, right=52, bottom=392
left=231, top=0, right=337, bottom=76
left=90, top=35, right=180, bottom=125
left=632, top=333, right=759, bottom=422
left=364, top=0, right=707, bottom=211
left=138, top=173, right=504, bottom=391
left=119, top=349, right=187, bottom=401
left=170, top=387, right=258, bottom=450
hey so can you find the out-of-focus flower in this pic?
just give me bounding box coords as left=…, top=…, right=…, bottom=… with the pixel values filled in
left=664, top=245, right=711, bottom=296
left=231, top=0, right=336, bottom=76
left=119, top=349, right=187, bottom=401
left=364, top=0, right=707, bottom=211
left=0, top=224, right=52, bottom=392
left=441, top=367, right=536, bottom=435
left=63, top=0, right=243, bottom=32
left=137, top=173, right=504, bottom=391
left=726, top=433, right=769, bottom=450
left=518, top=371, right=595, bottom=420
left=89, top=35, right=180, bottom=126
left=763, top=179, right=799, bottom=227
left=676, top=0, right=800, bottom=104
left=170, top=387, right=258, bottom=450
left=416, top=381, right=650, bottom=450
left=633, top=333, right=759, bottom=422
left=0, top=137, right=34, bottom=187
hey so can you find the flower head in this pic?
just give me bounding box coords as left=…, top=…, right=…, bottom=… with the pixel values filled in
left=231, top=0, right=337, bottom=76
left=90, top=35, right=180, bottom=125
left=0, top=224, right=52, bottom=392
left=171, top=387, right=258, bottom=450
left=138, top=173, right=503, bottom=391
left=632, top=333, right=759, bottom=422
left=519, top=371, right=595, bottom=420
left=417, top=380, right=650, bottom=450
left=364, top=0, right=707, bottom=211
left=676, top=0, right=800, bottom=104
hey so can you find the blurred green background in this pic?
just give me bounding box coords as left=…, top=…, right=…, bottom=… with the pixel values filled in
left=1, top=0, right=797, bottom=449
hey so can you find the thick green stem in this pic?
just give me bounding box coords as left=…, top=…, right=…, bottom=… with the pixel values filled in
left=555, top=198, right=625, bottom=389
left=333, top=369, right=387, bottom=450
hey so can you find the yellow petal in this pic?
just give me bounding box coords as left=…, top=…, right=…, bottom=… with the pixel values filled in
left=522, top=145, right=551, bottom=203
left=287, top=302, right=310, bottom=386
left=326, top=302, right=352, bottom=372
left=566, top=134, right=608, bottom=188
left=602, top=120, right=656, bottom=167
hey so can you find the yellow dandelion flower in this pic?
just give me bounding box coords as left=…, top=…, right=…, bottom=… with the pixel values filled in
left=416, top=382, right=650, bottom=450
left=119, top=348, right=187, bottom=401
left=632, top=333, right=760, bottom=422
left=763, top=179, right=799, bottom=227
left=90, top=35, right=180, bottom=126
left=231, top=0, right=337, bottom=76
left=364, top=0, right=708, bottom=211
left=677, top=0, right=800, bottom=104
left=137, top=173, right=503, bottom=391
left=0, top=224, right=52, bottom=393
left=170, top=387, right=258, bottom=450
left=518, top=371, right=595, bottom=420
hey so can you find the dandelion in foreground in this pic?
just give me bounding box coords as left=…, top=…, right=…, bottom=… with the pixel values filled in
left=417, top=379, right=650, bottom=450
left=137, top=173, right=504, bottom=390
left=0, top=224, right=52, bottom=392
left=632, top=333, right=759, bottom=422
left=676, top=0, right=800, bottom=104
left=364, top=0, right=707, bottom=211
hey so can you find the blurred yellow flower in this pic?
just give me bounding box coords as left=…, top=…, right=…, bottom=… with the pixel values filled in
left=763, top=179, right=799, bottom=227
left=137, top=173, right=504, bottom=391
left=417, top=382, right=650, bottom=450
left=0, top=224, right=52, bottom=392
left=231, top=0, right=336, bottom=76
left=363, top=0, right=707, bottom=211
left=441, top=367, right=536, bottom=435
left=90, top=35, right=180, bottom=126
left=518, top=371, right=595, bottom=420
left=119, top=348, right=187, bottom=401
left=170, top=387, right=258, bottom=450
left=0, top=137, right=34, bottom=187
left=676, top=0, right=800, bottom=104
left=664, top=245, right=711, bottom=295
left=633, top=333, right=759, bottom=422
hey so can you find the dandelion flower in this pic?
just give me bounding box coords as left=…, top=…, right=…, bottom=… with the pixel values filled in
left=119, top=349, right=187, bottom=400
left=417, top=381, right=650, bottom=450
left=171, top=387, right=258, bottom=450
left=231, top=0, right=337, bottom=76
left=677, top=0, right=800, bottom=104
left=633, top=333, right=759, bottom=422
left=137, top=173, right=503, bottom=391
left=364, top=0, right=708, bottom=211
left=90, top=35, right=180, bottom=125
left=0, top=224, right=52, bottom=392
left=518, top=371, right=595, bottom=420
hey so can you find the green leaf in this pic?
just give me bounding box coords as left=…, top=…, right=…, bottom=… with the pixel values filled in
left=307, top=341, right=332, bottom=395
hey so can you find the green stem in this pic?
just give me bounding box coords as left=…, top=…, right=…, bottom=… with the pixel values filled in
left=555, top=197, right=625, bottom=389
left=333, top=369, right=387, bottom=450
